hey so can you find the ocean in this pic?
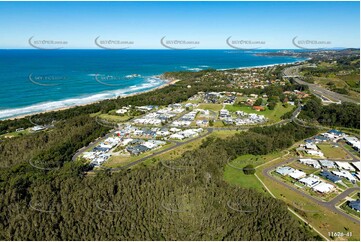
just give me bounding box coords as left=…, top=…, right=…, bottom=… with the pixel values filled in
left=0, top=49, right=306, bottom=119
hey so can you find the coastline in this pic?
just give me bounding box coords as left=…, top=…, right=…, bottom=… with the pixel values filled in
left=3, top=58, right=307, bottom=121
left=6, top=78, right=179, bottom=121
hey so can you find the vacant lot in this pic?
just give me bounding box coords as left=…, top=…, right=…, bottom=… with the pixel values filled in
left=198, top=103, right=223, bottom=112
left=225, top=103, right=294, bottom=122
left=317, top=143, right=351, bottom=160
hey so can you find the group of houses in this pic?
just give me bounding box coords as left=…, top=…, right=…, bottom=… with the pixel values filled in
left=297, top=129, right=357, bottom=158
left=276, top=166, right=336, bottom=194
left=171, top=110, right=198, bottom=127
left=132, top=105, right=184, bottom=126
left=219, top=109, right=267, bottom=125
left=298, top=158, right=359, bottom=184
left=114, top=124, right=204, bottom=141
left=82, top=136, right=122, bottom=167
left=298, top=142, right=324, bottom=157
left=168, top=128, right=204, bottom=140
left=82, top=133, right=169, bottom=167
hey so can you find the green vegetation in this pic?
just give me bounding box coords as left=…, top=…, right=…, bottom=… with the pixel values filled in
left=299, top=96, right=360, bottom=129
left=340, top=201, right=360, bottom=218
left=0, top=117, right=320, bottom=240
left=317, top=143, right=350, bottom=160
left=243, top=164, right=256, bottom=175
left=2, top=64, right=358, bottom=240
left=257, top=157, right=360, bottom=241
left=98, top=113, right=132, bottom=122
left=224, top=165, right=265, bottom=193
left=300, top=56, right=360, bottom=97
left=226, top=102, right=294, bottom=122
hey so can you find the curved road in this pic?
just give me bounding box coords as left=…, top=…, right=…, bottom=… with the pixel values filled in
left=262, top=157, right=360, bottom=224
left=283, top=66, right=359, bottom=104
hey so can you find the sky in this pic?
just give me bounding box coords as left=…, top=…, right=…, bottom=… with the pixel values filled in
left=0, top=1, right=359, bottom=49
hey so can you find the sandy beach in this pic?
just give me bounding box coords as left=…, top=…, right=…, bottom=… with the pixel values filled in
left=8, top=78, right=180, bottom=121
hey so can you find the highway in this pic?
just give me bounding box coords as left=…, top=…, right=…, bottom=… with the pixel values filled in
left=283, top=66, right=359, bottom=104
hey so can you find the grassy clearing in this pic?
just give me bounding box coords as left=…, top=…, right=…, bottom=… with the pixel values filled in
left=224, top=165, right=266, bottom=193
left=223, top=152, right=289, bottom=194
left=98, top=113, right=132, bottom=122
left=198, top=103, right=223, bottom=112
left=225, top=103, right=294, bottom=123
left=288, top=161, right=319, bottom=175
left=317, top=143, right=351, bottom=160
left=210, top=130, right=242, bottom=139
left=341, top=142, right=360, bottom=159
left=1, top=129, right=31, bottom=138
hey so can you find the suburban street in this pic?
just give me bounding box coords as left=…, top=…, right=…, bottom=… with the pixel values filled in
left=262, top=157, right=360, bottom=224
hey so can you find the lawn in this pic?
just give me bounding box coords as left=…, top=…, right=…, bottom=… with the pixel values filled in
left=98, top=113, right=132, bottom=122
left=317, top=143, right=351, bottom=160
left=198, top=103, right=223, bottom=112
left=341, top=142, right=360, bottom=159
left=225, top=102, right=294, bottom=123
left=224, top=164, right=266, bottom=193
left=223, top=152, right=288, bottom=193
left=340, top=201, right=360, bottom=218
left=288, top=161, right=319, bottom=175
left=210, top=130, right=242, bottom=139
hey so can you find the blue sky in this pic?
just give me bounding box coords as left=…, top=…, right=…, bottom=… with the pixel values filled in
left=0, top=1, right=359, bottom=49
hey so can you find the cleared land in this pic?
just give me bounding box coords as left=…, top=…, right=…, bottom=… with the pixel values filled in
left=225, top=103, right=294, bottom=123
left=223, top=152, right=290, bottom=194
left=317, top=143, right=351, bottom=160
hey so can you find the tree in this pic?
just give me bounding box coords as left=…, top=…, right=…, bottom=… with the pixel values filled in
left=254, top=98, right=263, bottom=106
left=268, top=102, right=277, bottom=110
left=243, top=164, right=256, bottom=175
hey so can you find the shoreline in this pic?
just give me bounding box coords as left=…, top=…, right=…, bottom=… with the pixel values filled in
left=6, top=78, right=179, bottom=121
left=3, top=58, right=307, bottom=121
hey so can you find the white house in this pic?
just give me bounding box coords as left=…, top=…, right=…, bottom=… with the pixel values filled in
left=289, top=170, right=307, bottom=180
left=312, top=182, right=335, bottom=193
left=299, top=158, right=321, bottom=169
left=299, top=175, right=321, bottom=187
left=335, top=162, right=355, bottom=171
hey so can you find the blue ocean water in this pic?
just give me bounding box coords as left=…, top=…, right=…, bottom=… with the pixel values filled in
left=0, top=50, right=305, bottom=119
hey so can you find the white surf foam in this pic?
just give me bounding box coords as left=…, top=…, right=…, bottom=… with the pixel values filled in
left=0, top=77, right=165, bottom=120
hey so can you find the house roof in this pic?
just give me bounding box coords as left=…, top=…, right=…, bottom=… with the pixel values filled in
left=348, top=200, right=360, bottom=211
left=320, top=170, right=341, bottom=182
left=312, top=182, right=334, bottom=193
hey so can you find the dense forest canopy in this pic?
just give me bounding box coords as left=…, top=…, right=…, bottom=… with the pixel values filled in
left=299, top=96, right=360, bottom=129
left=0, top=110, right=320, bottom=240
